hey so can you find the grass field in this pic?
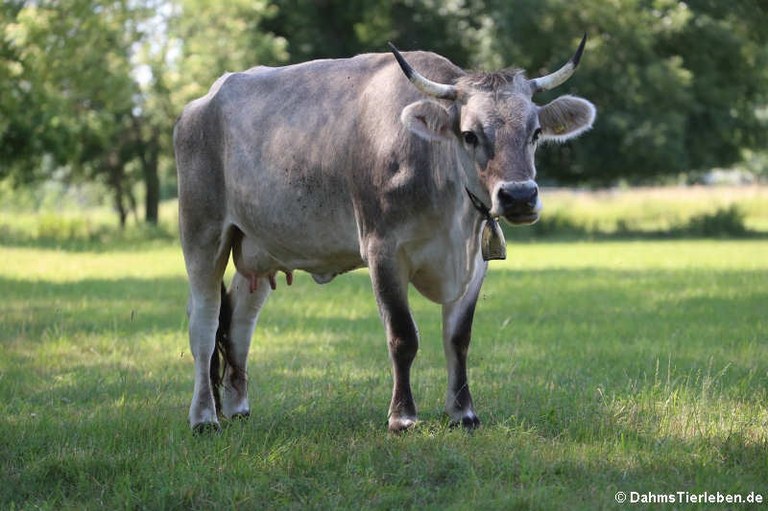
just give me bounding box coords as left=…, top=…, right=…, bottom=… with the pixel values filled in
left=1, top=230, right=766, bottom=509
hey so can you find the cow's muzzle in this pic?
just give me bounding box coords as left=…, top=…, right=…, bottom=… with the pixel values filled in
left=495, top=180, right=541, bottom=225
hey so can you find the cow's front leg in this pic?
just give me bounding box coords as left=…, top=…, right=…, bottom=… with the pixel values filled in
left=442, top=258, right=487, bottom=429
left=370, top=258, right=419, bottom=432
left=219, top=272, right=272, bottom=419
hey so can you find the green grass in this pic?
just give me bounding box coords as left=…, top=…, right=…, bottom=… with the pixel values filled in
left=1, top=237, right=766, bottom=510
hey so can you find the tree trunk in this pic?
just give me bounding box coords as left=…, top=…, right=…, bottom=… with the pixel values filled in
left=133, top=117, right=161, bottom=225
left=106, top=149, right=128, bottom=229
left=116, top=194, right=128, bottom=228
left=143, top=146, right=160, bottom=225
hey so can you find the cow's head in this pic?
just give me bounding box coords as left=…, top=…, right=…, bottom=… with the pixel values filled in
left=391, top=36, right=595, bottom=225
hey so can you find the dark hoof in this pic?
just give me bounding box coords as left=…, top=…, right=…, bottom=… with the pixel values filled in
left=192, top=422, right=222, bottom=436
left=449, top=415, right=481, bottom=431
left=230, top=411, right=250, bottom=422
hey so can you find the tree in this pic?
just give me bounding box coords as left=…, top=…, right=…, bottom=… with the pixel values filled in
left=1, top=0, right=289, bottom=225
left=2, top=0, right=145, bottom=225
left=476, top=0, right=768, bottom=184
left=0, top=2, right=40, bottom=181
left=666, top=0, right=768, bottom=172
left=262, top=0, right=481, bottom=65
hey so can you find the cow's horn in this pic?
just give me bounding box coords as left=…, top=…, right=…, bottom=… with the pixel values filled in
left=531, top=33, right=587, bottom=92
left=388, top=42, right=458, bottom=100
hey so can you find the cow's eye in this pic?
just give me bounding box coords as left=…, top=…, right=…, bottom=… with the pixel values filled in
left=462, top=131, right=478, bottom=146
left=532, top=128, right=542, bottom=144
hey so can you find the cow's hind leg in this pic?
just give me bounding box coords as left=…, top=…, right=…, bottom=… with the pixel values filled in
left=369, top=256, right=420, bottom=432
left=442, top=258, right=487, bottom=429
left=182, top=221, right=231, bottom=433
left=187, top=268, right=227, bottom=433
left=217, top=271, right=271, bottom=420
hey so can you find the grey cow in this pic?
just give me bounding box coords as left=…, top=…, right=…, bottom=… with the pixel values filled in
left=174, top=36, right=596, bottom=433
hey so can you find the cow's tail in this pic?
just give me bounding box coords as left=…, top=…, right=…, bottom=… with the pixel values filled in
left=210, top=282, right=232, bottom=415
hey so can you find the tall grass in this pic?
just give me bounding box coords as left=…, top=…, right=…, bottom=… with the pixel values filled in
left=523, top=185, right=768, bottom=238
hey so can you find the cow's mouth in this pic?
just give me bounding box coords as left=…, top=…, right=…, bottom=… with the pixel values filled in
left=503, top=212, right=540, bottom=226
left=494, top=180, right=541, bottom=226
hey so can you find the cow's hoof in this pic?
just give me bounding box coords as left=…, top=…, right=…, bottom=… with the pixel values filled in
left=388, top=416, right=417, bottom=433
left=449, top=414, right=481, bottom=431
left=191, top=421, right=222, bottom=436
left=230, top=411, right=250, bottom=422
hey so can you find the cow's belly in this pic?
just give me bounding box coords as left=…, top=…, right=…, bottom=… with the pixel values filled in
left=224, top=152, right=365, bottom=278
left=230, top=206, right=364, bottom=283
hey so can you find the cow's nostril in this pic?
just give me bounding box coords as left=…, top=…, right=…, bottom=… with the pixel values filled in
left=498, top=183, right=538, bottom=210
left=526, top=188, right=538, bottom=209
left=497, top=187, right=514, bottom=207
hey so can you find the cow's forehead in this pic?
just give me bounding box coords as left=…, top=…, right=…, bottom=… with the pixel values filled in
left=463, top=91, right=536, bottom=129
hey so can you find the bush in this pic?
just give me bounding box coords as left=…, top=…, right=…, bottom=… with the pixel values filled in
left=682, top=205, right=748, bottom=237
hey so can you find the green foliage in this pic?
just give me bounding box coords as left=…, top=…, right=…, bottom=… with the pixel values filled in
left=1, top=0, right=148, bottom=226
left=166, top=0, right=289, bottom=109
left=1, top=240, right=766, bottom=509
left=476, top=0, right=768, bottom=184
left=2, top=0, right=139, bottom=168
left=263, top=0, right=478, bottom=64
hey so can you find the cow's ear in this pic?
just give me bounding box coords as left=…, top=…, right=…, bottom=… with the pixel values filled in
left=538, top=95, right=596, bottom=143
left=400, top=100, right=453, bottom=142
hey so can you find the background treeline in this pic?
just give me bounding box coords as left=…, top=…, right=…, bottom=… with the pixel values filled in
left=1, top=0, right=766, bottom=226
